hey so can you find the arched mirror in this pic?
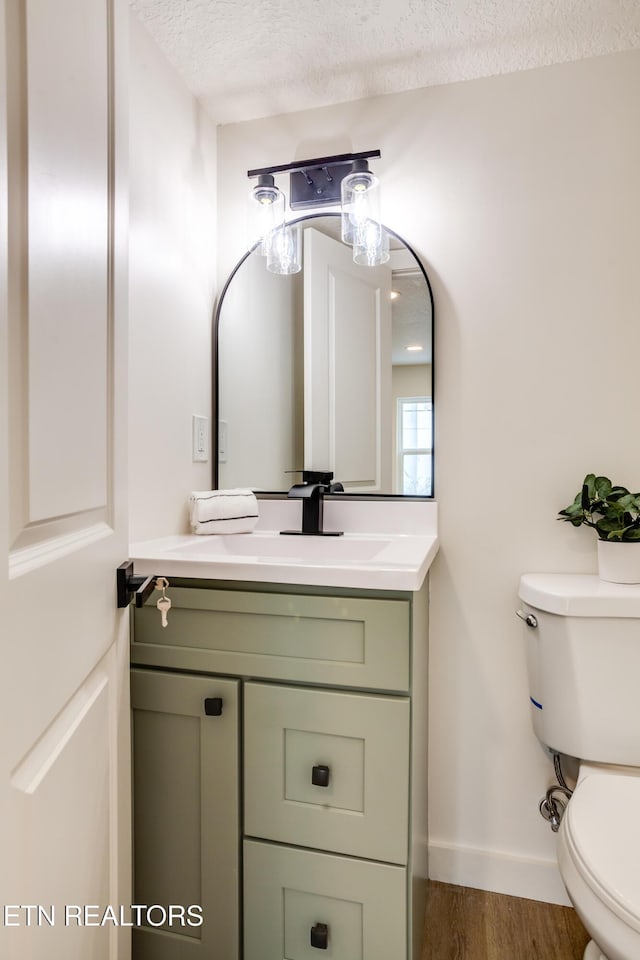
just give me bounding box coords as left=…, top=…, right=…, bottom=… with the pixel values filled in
left=213, top=213, right=434, bottom=497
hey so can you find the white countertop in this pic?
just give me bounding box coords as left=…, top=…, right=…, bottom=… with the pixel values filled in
left=130, top=499, right=439, bottom=592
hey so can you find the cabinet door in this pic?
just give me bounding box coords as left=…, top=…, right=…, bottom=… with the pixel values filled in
left=245, top=682, right=410, bottom=864
left=131, top=669, right=239, bottom=959
left=244, top=839, right=406, bottom=960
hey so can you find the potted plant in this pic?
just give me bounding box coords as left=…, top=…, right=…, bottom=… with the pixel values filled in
left=558, top=474, right=640, bottom=583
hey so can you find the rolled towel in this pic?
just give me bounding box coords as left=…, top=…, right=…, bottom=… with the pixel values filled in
left=189, top=488, right=259, bottom=535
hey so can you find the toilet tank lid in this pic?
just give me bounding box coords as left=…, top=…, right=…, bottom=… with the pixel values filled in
left=519, top=574, right=640, bottom=617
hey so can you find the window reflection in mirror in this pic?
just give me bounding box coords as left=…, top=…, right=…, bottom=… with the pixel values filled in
left=214, top=214, right=433, bottom=497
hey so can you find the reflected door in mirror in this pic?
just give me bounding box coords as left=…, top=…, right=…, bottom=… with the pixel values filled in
left=304, top=228, right=391, bottom=492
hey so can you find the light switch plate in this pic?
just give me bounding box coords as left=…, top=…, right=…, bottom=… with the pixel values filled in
left=192, top=415, right=209, bottom=462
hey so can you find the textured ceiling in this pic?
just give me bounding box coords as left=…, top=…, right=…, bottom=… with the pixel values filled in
left=130, top=0, right=640, bottom=124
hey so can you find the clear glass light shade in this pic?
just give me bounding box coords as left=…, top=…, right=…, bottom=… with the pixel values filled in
left=341, top=168, right=381, bottom=246
left=248, top=178, right=285, bottom=255
left=353, top=222, right=390, bottom=266
left=266, top=224, right=302, bottom=275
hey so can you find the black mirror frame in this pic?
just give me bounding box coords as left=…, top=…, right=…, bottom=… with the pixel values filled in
left=212, top=212, right=435, bottom=499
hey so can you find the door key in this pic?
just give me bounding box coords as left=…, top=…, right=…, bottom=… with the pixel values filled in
left=157, top=595, right=171, bottom=627
left=155, top=577, right=171, bottom=628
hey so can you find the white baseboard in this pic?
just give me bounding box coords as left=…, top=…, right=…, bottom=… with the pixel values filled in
left=427, top=840, right=572, bottom=906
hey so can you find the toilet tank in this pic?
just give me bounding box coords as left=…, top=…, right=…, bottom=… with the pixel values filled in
left=518, top=574, right=640, bottom=766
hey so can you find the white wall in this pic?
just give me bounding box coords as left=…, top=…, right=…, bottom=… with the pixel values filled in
left=128, top=14, right=217, bottom=541
left=216, top=50, right=640, bottom=903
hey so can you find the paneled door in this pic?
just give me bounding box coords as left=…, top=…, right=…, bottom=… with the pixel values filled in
left=0, top=2, right=129, bottom=959
left=304, top=227, right=392, bottom=492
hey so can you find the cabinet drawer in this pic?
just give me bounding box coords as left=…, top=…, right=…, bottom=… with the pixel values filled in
left=244, top=682, right=409, bottom=864
left=132, top=586, right=410, bottom=691
left=244, top=839, right=406, bottom=960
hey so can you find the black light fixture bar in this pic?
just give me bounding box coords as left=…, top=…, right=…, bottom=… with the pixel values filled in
left=247, top=149, right=381, bottom=210
left=246, top=149, right=380, bottom=179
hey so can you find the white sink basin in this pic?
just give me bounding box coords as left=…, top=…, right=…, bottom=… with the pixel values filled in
left=165, top=532, right=390, bottom=563
left=130, top=500, right=439, bottom=591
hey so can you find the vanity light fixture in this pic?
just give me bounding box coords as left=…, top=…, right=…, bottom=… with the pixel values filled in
left=247, top=173, right=285, bottom=255
left=247, top=149, right=388, bottom=272
left=341, top=158, right=389, bottom=266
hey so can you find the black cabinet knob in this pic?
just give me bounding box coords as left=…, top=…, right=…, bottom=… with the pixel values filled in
left=310, top=922, right=328, bottom=949
left=204, top=697, right=223, bottom=716
left=311, top=764, right=330, bottom=787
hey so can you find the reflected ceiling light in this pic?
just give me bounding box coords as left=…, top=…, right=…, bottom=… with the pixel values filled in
left=247, top=149, right=388, bottom=273
left=390, top=290, right=401, bottom=300
left=406, top=345, right=424, bottom=352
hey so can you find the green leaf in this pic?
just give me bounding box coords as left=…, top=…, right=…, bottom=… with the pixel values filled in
left=623, top=527, right=640, bottom=541
left=602, top=501, right=626, bottom=516
left=583, top=474, right=597, bottom=499
left=606, top=530, right=626, bottom=541
left=608, top=486, right=630, bottom=501
left=594, top=476, right=612, bottom=499
left=598, top=516, right=621, bottom=528
left=559, top=503, right=583, bottom=517
left=596, top=518, right=623, bottom=536
left=581, top=483, right=591, bottom=511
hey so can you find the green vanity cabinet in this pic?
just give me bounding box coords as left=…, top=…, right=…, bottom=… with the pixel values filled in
left=130, top=578, right=429, bottom=960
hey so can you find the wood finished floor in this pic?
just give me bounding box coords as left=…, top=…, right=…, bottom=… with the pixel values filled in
left=421, top=882, right=590, bottom=960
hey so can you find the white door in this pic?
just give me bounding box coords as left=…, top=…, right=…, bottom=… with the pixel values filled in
left=0, top=2, right=130, bottom=959
left=304, top=227, right=392, bottom=492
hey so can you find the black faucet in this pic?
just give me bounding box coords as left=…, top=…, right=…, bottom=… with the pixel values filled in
left=281, top=470, right=344, bottom=537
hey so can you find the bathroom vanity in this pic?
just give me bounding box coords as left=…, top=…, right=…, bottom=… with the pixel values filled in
left=129, top=500, right=437, bottom=960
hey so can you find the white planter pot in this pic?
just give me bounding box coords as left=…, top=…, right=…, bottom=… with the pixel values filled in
left=597, top=539, right=640, bottom=584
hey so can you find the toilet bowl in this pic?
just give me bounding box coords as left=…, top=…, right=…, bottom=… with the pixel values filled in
left=558, top=764, right=640, bottom=960
left=518, top=574, right=640, bottom=960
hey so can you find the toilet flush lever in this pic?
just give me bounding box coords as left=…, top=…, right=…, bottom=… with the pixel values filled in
left=516, top=609, right=538, bottom=628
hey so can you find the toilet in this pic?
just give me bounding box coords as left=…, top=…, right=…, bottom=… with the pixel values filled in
left=518, top=573, right=640, bottom=960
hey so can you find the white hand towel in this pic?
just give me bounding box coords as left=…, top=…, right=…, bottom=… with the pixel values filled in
left=189, top=489, right=259, bottom=535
